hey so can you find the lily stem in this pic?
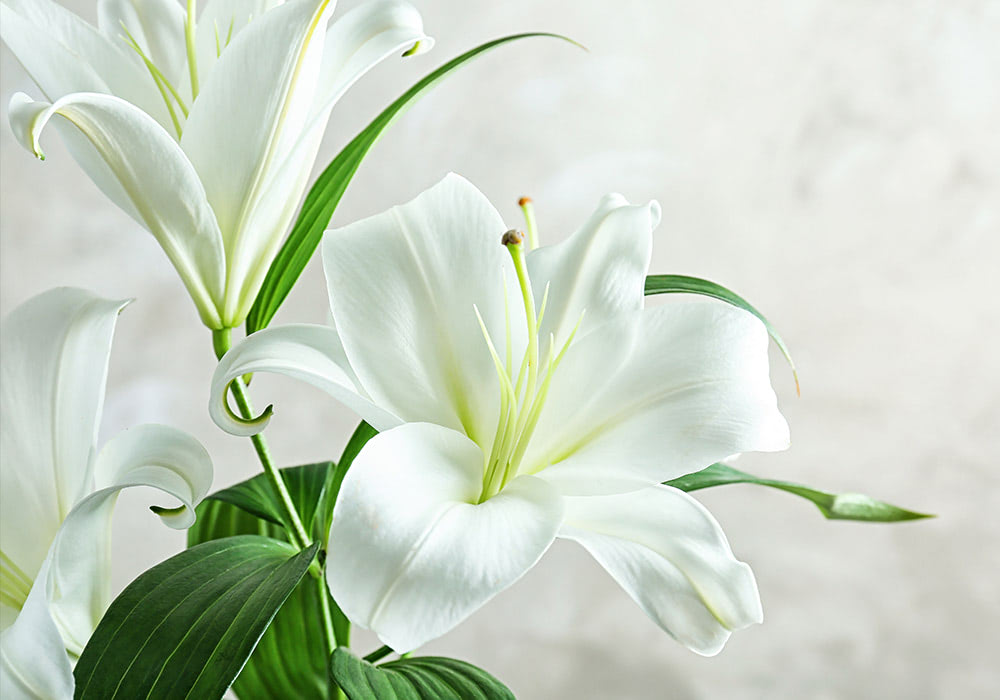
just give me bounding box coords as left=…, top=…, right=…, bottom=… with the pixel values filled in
left=212, top=329, right=340, bottom=688
left=212, top=329, right=311, bottom=551
left=363, top=645, right=394, bottom=664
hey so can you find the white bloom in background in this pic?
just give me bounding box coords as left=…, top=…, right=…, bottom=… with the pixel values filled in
left=0, top=288, right=213, bottom=699
left=1, top=0, right=432, bottom=329
left=210, top=174, right=789, bottom=654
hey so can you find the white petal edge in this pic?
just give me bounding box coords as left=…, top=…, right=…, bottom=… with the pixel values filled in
left=527, top=194, right=661, bottom=349
left=1, top=288, right=125, bottom=601
left=560, top=485, right=762, bottom=656
left=47, top=424, right=213, bottom=656
left=528, top=301, right=790, bottom=495
left=8, top=92, right=227, bottom=328
left=323, top=173, right=523, bottom=446
left=0, top=0, right=166, bottom=126
left=326, top=422, right=563, bottom=652
left=210, top=323, right=402, bottom=437
left=0, top=560, right=74, bottom=700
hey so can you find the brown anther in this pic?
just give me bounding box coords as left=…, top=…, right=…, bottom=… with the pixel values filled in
left=518, top=196, right=532, bottom=207
left=501, top=229, right=525, bottom=246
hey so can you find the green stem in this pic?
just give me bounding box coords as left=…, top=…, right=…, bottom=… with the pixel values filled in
left=212, top=329, right=310, bottom=550
left=212, top=328, right=340, bottom=686
left=363, top=645, right=393, bottom=664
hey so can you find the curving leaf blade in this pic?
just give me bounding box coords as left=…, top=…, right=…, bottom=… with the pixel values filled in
left=330, top=648, right=515, bottom=700
left=189, top=491, right=341, bottom=698
left=73, top=536, right=318, bottom=699
left=644, top=274, right=799, bottom=393
left=246, top=33, right=579, bottom=334
left=666, top=463, right=933, bottom=522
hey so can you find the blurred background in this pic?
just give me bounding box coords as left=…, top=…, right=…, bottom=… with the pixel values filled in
left=2, top=1, right=998, bottom=697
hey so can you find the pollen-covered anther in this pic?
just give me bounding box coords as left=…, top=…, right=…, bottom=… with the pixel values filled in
left=501, top=229, right=524, bottom=247
left=518, top=196, right=532, bottom=207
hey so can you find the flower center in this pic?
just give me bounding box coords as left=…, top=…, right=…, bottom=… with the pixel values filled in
left=474, top=230, right=582, bottom=502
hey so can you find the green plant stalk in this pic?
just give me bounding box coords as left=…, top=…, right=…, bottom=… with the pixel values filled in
left=212, top=329, right=340, bottom=671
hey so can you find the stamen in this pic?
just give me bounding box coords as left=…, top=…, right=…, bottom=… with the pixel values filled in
left=519, top=196, right=540, bottom=250
left=120, top=24, right=188, bottom=137
left=185, top=0, right=200, bottom=99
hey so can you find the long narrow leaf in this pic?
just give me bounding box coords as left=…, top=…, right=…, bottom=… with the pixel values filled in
left=644, top=274, right=799, bottom=393
left=666, top=463, right=932, bottom=522
left=247, top=33, right=578, bottom=334
left=74, top=536, right=318, bottom=699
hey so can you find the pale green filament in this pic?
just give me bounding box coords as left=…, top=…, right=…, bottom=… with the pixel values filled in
left=475, top=233, right=582, bottom=501
left=519, top=197, right=540, bottom=250
left=214, top=18, right=236, bottom=57
left=120, top=24, right=189, bottom=138
left=185, top=0, right=200, bottom=99
left=1, top=550, right=34, bottom=611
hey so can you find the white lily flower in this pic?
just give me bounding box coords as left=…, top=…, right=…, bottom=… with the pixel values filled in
left=209, top=174, right=790, bottom=655
left=0, top=288, right=213, bottom=699
left=1, top=0, right=433, bottom=329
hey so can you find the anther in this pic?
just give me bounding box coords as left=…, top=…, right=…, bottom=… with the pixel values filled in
left=501, top=229, right=524, bottom=247
left=518, top=196, right=532, bottom=207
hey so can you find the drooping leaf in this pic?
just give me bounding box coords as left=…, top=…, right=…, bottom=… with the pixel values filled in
left=189, top=493, right=343, bottom=699
left=246, top=33, right=579, bottom=334
left=644, top=274, right=799, bottom=393
left=666, top=463, right=933, bottom=522
left=330, top=648, right=516, bottom=700
left=208, top=461, right=333, bottom=534
left=73, top=536, right=318, bottom=699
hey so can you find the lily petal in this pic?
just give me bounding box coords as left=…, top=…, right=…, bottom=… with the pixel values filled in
left=0, top=560, right=74, bottom=700
left=323, top=174, right=522, bottom=447
left=327, top=422, right=562, bottom=652
left=181, top=0, right=335, bottom=325
left=224, top=0, right=433, bottom=324
left=529, top=302, right=790, bottom=495
left=210, top=324, right=401, bottom=437
left=46, top=424, right=212, bottom=655
left=1, top=0, right=168, bottom=128
left=528, top=195, right=661, bottom=348
left=560, top=485, right=762, bottom=656
left=8, top=92, right=227, bottom=328
left=1, top=288, right=125, bottom=599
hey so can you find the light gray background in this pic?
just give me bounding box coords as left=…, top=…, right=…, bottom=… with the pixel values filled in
left=2, top=1, right=999, bottom=698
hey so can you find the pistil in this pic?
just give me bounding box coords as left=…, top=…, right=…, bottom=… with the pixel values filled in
left=185, top=0, right=201, bottom=99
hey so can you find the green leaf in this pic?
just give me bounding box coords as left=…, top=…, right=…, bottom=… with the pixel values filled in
left=208, top=461, right=333, bottom=535
left=246, top=32, right=579, bottom=334
left=644, top=274, right=799, bottom=393
left=73, top=536, right=318, bottom=700
left=330, top=648, right=516, bottom=700
left=189, top=491, right=344, bottom=699
left=666, top=463, right=933, bottom=522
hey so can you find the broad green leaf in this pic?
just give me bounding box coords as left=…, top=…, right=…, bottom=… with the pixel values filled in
left=74, top=536, right=318, bottom=699
left=189, top=493, right=345, bottom=699
left=208, top=461, right=333, bottom=535
left=246, top=33, right=579, bottom=334
left=330, top=648, right=515, bottom=700
left=644, top=274, right=799, bottom=393
left=666, top=463, right=933, bottom=522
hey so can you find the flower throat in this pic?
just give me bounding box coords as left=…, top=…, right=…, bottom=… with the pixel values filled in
left=475, top=221, right=582, bottom=503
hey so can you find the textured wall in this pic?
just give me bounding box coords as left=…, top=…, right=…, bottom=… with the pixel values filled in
left=2, top=1, right=998, bottom=698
